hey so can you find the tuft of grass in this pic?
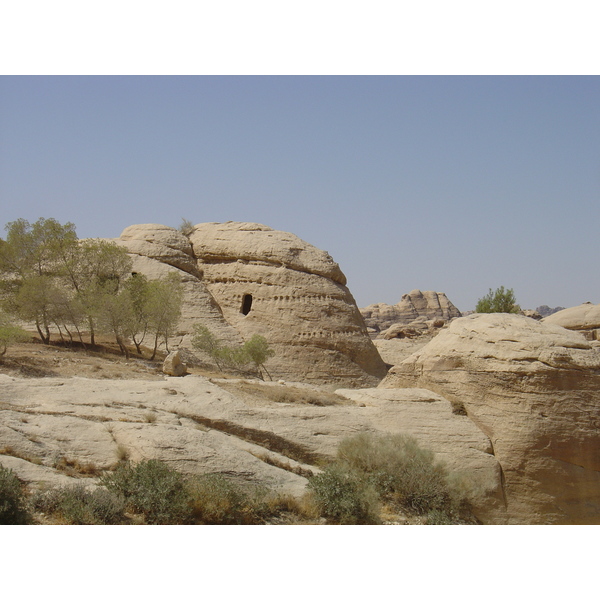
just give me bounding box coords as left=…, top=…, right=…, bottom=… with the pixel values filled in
left=217, top=380, right=347, bottom=406
left=115, top=445, right=130, bottom=462
left=1, top=446, right=43, bottom=465
left=144, top=412, right=157, bottom=424
left=54, top=456, right=100, bottom=477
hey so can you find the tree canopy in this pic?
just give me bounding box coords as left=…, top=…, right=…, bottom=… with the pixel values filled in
left=475, top=286, right=520, bottom=314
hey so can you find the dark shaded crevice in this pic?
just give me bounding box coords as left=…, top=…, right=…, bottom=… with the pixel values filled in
left=183, top=413, right=324, bottom=466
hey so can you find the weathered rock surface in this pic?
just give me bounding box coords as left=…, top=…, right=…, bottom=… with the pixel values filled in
left=543, top=302, right=600, bottom=340
left=163, top=351, right=187, bottom=377
left=361, top=290, right=461, bottom=333
left=0, top=373, right=503, bottom=520
left=380, top=313, right=600, bottom=524
left=112, top=222, right=386, bottom=386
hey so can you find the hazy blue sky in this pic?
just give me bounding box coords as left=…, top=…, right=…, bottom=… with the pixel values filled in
left=1, top=76, right=598, bottom=311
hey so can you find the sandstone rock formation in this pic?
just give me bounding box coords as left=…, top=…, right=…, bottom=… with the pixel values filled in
left=379, top=313, right=600, bottom=524
left=542, top=302, right=600, bottom=341
left=113, top=222, right=386, bottom=386
left=0, top=373, right=503, bottom=521
left=361, top=290, right=461, bottom=334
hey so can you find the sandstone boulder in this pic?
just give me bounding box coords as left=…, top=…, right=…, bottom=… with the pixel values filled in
left=379, top=313, right=600, bottom=524
left=542, top=302, right=600, bottom=340
left=163, top=351, right=187, bottom=377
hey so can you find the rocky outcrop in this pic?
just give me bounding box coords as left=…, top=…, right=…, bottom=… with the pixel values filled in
left=0, top=373, right=503, bottom=520
left=542, top=302, right=600, bottom=341
left=379, top=313, right=600, bottom=524
left=361, top=290, right=461, bottom=333
left=112, top=222, right=386, bottom=386
left=536, top=305, right=566, bottom=318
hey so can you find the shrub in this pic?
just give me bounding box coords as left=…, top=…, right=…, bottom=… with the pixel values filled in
left=0, top=464, right=31, bottom=524
left=336, top=432, right=460, bottom=517
left=188, top=473, right=267, bottom=525
left=307, top=464, right=381, bottom=524
left=191, top=325, right=274, bottom=379
left=100, top=459, right=192, bottom=524
left=475, top=286, right=520, bottom=314
left=32, top=484, right=125, bottom=524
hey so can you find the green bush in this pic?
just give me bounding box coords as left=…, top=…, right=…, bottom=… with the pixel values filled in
left=0, top=464, right=31, bottom=524
left=100, top=460, right=192, bottom=524
left=475, top=286, right=520, bottom=314
left=336, top=432, right=461, bottom=518
left=32, top=484, right=125, bottom=525
left=189, top=474, right=268, bottom=525
left=307, top=464, right=381, bottom=524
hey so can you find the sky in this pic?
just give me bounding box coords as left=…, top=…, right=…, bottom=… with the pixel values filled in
left=1, top=75, right=599, bottom=311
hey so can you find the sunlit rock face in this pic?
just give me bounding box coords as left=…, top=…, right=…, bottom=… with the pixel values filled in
left=380, top=313, right=600, bottom=524
left=113, top=222, right=387, bottom=386
left=542, top=302, right=600, bottom=341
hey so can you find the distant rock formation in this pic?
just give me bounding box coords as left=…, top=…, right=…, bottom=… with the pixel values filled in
left=361, top=289, right=461, bottom=334
left=380, top=313, right=600, bottom=524
left=536, top=305, right=566, bottom=318
left=113, top=223, right=387, bottom=386
left=542, top=302, right=600, bottom=341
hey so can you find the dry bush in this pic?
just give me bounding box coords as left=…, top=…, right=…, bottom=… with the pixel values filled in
left=335, top=432, right=472, bottom=522
left=54, top=456, right=100, bottom=477
left=188, top=474, right=267, bottom=525
left=0, top=464, right=32, bottom=524
left=218, top=380, right=346, bottom=406
left=100, top=459, right=192, bottom=524
left=32, top=484, right=125, bottom=524
left=307, top=464, right=381, bottom=525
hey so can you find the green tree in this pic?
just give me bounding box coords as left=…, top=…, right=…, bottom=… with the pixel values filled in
left=241, top=335, right=275, bottom=380
left=475, top=286, right=520, bottom=314
left=145, top=274, right=183, bottom=360
left=0, top=217, right=77, bottom=280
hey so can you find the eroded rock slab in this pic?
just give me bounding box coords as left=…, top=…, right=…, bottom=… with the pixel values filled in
left=380, top=313, right=600, bottom=524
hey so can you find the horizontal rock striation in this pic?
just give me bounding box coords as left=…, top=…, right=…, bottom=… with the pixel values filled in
left=361, top=289, right=461, bottom=333
left=111, top=222, right=386, bottom=385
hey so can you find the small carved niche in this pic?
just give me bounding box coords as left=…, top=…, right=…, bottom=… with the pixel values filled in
left=241, top=293, right=253, bottom=315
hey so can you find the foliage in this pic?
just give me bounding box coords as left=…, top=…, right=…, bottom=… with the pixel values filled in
left=0, top=464, right=32, bottom=524
left=0, top=311, right=29, bottom=357
left=145, top=274, right=183, bottom=359
left=243, top=335, right=275, bottom=380
left=336, top=432, right=456, bottom=515
left=32, top=484, right=125, bottom=525
left=0, top=217, right=183, bottom=356
left=307, top=464, right=381, bottom=524
left=191, top=325, right=274, bottom=379
left=188, top=474, right=268, bottom=524
left=178, top=218, right=195, bottom=236
left=99, top=459, right=192, bottom=524
left=475, top=286, right=520, bottom=314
